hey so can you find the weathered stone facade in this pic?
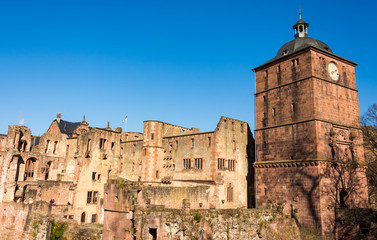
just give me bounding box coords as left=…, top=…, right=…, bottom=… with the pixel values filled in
left=0, top=114, right=254, bottom=239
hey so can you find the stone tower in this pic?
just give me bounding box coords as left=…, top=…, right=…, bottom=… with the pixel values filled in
left=253, top=17, right=368, bottom=234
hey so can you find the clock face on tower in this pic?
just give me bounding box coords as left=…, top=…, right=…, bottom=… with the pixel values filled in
left=328, top=62, right=339, bottom=81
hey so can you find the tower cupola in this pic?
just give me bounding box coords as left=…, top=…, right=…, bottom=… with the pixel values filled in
left=293, top=13, right=309, bottom=38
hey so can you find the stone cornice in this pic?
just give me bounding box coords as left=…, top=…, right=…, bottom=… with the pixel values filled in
left=254, top=75, right=358, bottom=95
left=255, top=118, right=361, bottom=131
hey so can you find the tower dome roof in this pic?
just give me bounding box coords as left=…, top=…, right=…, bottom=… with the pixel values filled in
left=276, top=37, right=332, bottom=58
left=253, top=16, right=335, bottom=70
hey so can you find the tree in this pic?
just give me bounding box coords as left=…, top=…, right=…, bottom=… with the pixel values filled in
left=361, top=103, right=377, bottom=206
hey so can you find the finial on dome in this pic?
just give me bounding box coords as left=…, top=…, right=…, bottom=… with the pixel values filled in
left=293, top=14, right=309, bottom=38
left=299, top=0, right=302, bottom=19
left=83, top=115, right=86, bottom=121
left=106, top=122, right=111, bottom=130
left=57, top=112, right=61, bottom=123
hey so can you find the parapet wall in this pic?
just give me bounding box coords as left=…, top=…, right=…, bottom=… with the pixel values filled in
left=104, top=179, right=213, bottom=212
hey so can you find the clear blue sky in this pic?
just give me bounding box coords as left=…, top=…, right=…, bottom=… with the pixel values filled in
left=0, top=0, right=376, bottom=135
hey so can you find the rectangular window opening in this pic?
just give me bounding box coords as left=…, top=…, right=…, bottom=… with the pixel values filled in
left=208, top=137, right=211, bottom=147
left=195, top=158, right=203, bottom=170
left=218, top=158, right=225, bottom=170
left=87, top=191, right=93, bottom=204
left=87, top=139, right=91, bottom=151
left=91, top=214, right=97, bottom=223
left=99, top=138, right=106, bottom=149
left=183, top=159, right=191, bottom=170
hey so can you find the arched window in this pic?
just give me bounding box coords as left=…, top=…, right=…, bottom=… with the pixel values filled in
left=81, top=212, right=86, bottom=223
left=24, top=158, right=36, bottom=180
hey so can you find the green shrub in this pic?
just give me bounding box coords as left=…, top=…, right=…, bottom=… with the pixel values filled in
left=50, top=221, right=68, bottom=240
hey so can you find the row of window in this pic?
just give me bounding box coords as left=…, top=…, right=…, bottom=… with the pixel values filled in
left=45, top=140, right=58, bottom=154
left=218, top=159, right=236, bottom=171
left=79, top=212, right=97, bottom=223
left=183, top=158, right=203, bottom=170
left=91, top=170, right=112, bottom=181
left=264, top=58, right=300, bottom=78
left=223, top=119, right=244, bottom=132
left=87, top=138, right=116, bottom=151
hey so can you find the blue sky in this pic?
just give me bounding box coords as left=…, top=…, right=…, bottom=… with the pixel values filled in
left=0, top=0, right=376, bottom=135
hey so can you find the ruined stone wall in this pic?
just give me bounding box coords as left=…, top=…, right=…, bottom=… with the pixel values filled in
left=104, top=180, right=213, bottom=211
left=72, top=128, right=121, bottom=224
left=0, top=134, right=7, bottom=151
left=120, top=140, right=143, bottom=181
left=104, top=206, right=300, bottom=240
left=165, top=132, right=214, bottom=183
left=0, top=201, right=102, bottom=240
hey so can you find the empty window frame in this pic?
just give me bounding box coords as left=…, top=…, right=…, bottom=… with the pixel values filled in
left=175, top=140, right=178, bottom=149
left=208, top=137, right=211, bottom=147
left=183, top=159, right=191, bottom=170
left=45, top=140, right=50, bottom=153
left=99, top=138, right=106, bottom=149
left=195, top=158, right=203, bottom=170
left=228, top=160, right=235, bottom=171
left=218, top=158, right=225, bottom=170
left=151, top=133, right=154, bottom=140
left=87, top=139, right=91, bottom=151
left=277, top=65, right=281, bottom=72
left=24, top=158, right=35, bottom=180
left=191, top=139, right=194, bottom=148
left=92, top=172, right=97, bottom=180
left=272, top=108, right=276, bottom=117
left=111, top=142, right=115, bottom=150
left=232, top=140, right=236, bottom=150
left=53, top=141, right=58, bottom=154
left=264, top=70, right=268, bottom=78
left=156, top=170, right=159, bottom=179
left=291, top=103, right=295, bottom=112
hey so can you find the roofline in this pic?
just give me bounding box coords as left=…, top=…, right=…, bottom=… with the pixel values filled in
left=163, top=131, right=215, bottom=139
left=252, top=46, right=357, bottom=71
left=143, top=120, right=192, bottom=130
left=220, top=116, right=249, bottom=124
